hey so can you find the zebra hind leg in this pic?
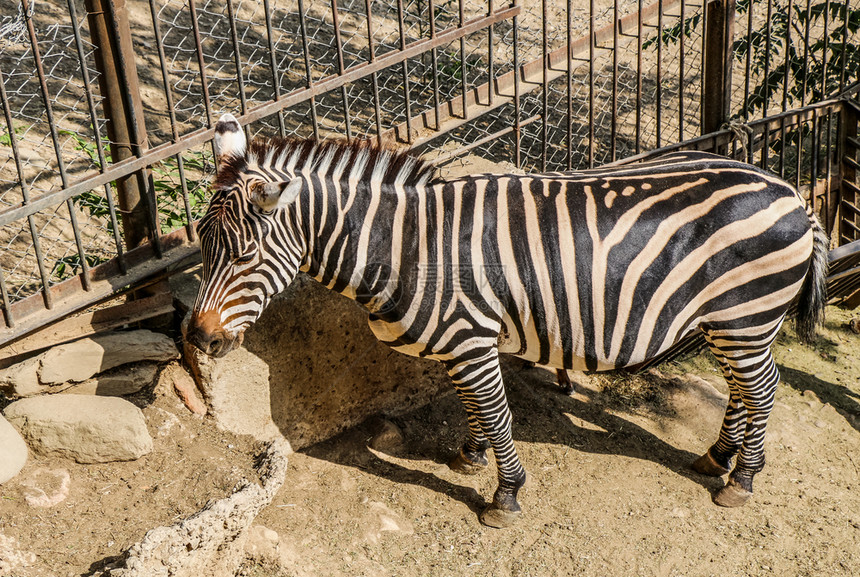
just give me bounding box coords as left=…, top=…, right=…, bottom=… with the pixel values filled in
left=701, top=332, right=781, bottom=507
left=692, top=351, right=745, bottom=476
left=445, top=348, right=527, bottom=528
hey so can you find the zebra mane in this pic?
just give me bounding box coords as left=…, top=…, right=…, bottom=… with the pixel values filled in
left=216, top=137, right=440, bottom=190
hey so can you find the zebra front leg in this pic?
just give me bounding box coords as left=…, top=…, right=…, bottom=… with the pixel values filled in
left=446, top=348, right=526, bottom=528
left=449, top=412, right=491, bottom=475
left=713, top=347, right=780, bottom=507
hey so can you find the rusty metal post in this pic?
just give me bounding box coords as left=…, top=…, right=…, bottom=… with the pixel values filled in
left=702, top=0, right=736, bottom=140
left=85, top=0, right=155, bottom=251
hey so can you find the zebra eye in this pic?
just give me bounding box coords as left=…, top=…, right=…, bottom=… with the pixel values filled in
left=234, top=253, right=255, bottom=265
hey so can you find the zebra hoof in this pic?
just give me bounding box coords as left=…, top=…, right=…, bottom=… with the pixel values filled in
left=691, top=450, right=731, bottom=477
left=449, top=450, right=488, bottom=475
left=480, top=504, right=522, bottom=528
left=714, top=479, right=753, bottom=508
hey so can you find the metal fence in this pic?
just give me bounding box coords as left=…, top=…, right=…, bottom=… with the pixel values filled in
left=0, top=0, right=858, bottom=346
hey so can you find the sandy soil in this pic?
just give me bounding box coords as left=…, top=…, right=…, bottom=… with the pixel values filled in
left=1, top=305, right=858, bottom=577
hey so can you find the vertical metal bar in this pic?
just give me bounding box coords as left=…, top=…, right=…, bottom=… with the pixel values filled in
left=429, top=0, right=441, bottom=130
left=513, top=8, right=521, bottom=168
left=298, top=0, right=320, bottom=141
left=743, top=0, right=754, bottom=119
left=839, top=0, right=849, bottom=92
left=0, top=267, right=12, bottom=328
left=636, top=0, right=642, bottom=154
left=610, top=0, right=618, bottom=162
left=149, top=0, right=196, bottom=241
left=811, top=110, right=819, bottom=210
left=0, top=66, right=52, bottom=310
left=783, top=0, right=792, bottom=113
left=22, top=0, right=92, bottom=290
left=567, top=0, right=573, bottom=170
left=778, top=0, right=791, bottom=178
left=795, top=118, right=804, bottom=190
left=330, top=0, right=353, bottom=141
left=801, top=0, right=812, bottom=106
left=763, top=0, right=773, bottom=115
left=588, top=0, right=595, bottom=168
left=397, top=0, right=413, bottom=143
left=68, top=0, right=126, bottom=271
left=226, top=0, right=248, bottom=138
left=825, top=110, right=834, bottom=233
left=263, top=0, right=286, bottom=138
left=541, top=0, right=548, bottom=172
left=678, top=0, right=685, bottom=141
left=188, top=0, right=217, bottom=168
left=459, top=0, right=467, bottom=121
left=364, top=0, right=383, bottom=145
left=488, top=0, right=494, bottom=106
left=822, top=0, right=829, bottom=100
left=656, top=0, right=663, bottom=148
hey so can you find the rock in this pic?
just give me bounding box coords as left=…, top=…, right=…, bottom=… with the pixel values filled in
left=0, top=414, right=27, bottom=485
left=4, top=395, right=153, bottom=463
left=0, top=533, right=36, bottom=575
left=39, top=330, right=179, bottom=384
left=0, top=330, right=178, bottom=398
left=178, top=271, right=449, bottom=450
left=18, top=467, right=71, bottom=507
left=848, top=317, right=860, bottom=334
left=157, top=363, right=207, bottom=416
left=62, top=363, right=159, bottom=397
left=368, top=418, right=405, bottom=454
left=95, top=440, right=291, bottom=577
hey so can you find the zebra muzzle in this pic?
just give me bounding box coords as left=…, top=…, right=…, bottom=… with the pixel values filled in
left=186, top=311, right=238, bottom=358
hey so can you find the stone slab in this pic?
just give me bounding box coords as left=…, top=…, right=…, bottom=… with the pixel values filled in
left=4, top=394, right=153, bottom=464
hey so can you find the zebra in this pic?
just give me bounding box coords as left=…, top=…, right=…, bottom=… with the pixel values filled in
left=186, top=113, right=828, bottom=528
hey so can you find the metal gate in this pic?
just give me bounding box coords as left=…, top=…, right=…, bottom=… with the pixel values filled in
left=1, top=0, right=858, bottom=347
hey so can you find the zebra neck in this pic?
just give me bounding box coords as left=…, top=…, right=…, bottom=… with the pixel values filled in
left=301, top=178, right=417, bottom=311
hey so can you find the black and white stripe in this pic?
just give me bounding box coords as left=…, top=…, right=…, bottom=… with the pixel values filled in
left=188, top=114, right=828, bottom=526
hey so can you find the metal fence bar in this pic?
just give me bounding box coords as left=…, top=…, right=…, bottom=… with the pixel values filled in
left=298, top=0, right=320, bottom=141
left=148, top=0, right=196, bottom=242
left=364, top=0, right=383, bottom=145
left=263, top=0, right=287, bottom=138
left=0, top=69, right=53, bottom=312
left=397, top=0, right=412, bottom=143
left=330, top=0, right=353, bottom=142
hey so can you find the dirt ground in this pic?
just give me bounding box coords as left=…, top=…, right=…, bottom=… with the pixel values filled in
left=1, top=305, right=858, bottom=577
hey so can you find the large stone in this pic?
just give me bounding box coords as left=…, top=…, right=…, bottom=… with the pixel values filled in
left=62, top=363, right=159, bottom=397
left=0, top=330, right=178, bottom=398
left=4, top=395, right=153, bottom=463
left=182, top=274, right=450, bottom=450
left=0, top=414, right=27, bottom=485
left=39, top=330, right=178, bottom=384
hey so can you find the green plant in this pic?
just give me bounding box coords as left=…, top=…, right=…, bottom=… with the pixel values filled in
left=52, top=253, right=109, bottom=279
left=644, top=0, right=860, bottom=117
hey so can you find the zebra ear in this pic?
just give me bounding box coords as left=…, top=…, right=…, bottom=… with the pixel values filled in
left=214, top=113, right=245, bottom=160
left=250, top=179, right=302, bottom=211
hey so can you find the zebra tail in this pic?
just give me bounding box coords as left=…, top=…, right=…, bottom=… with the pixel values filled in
left=794, top=209, right=829, bottom=343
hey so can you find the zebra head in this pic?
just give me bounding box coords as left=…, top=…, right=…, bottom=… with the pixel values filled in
left=186, top=114, right=305, bottom=357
